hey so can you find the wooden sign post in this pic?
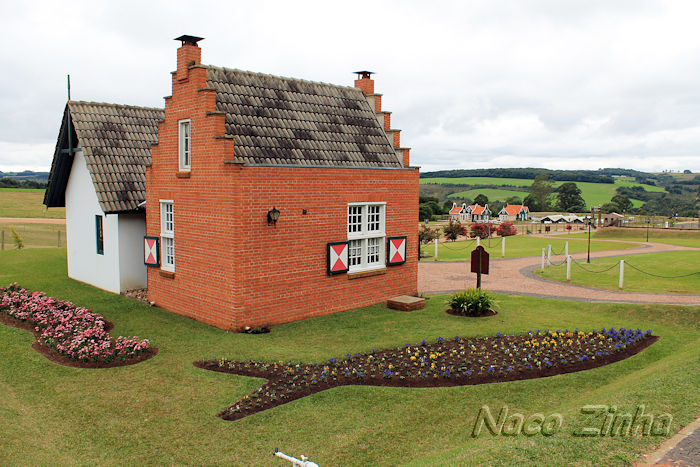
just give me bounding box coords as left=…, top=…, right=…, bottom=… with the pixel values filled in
left=470, top=245, right=489, bottom=289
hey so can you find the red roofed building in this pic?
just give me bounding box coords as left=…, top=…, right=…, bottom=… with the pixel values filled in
left=498, top=204, right=529, bottom=222
left=469, top=204, right=491, bottom=222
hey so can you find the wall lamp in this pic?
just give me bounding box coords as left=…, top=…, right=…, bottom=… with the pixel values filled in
left=267, top=207, right=280, bottom=226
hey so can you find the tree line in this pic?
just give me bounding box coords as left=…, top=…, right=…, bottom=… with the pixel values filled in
left=0, top=177, right=47, bottom=189
left=421, top=168, right=616, bottom=184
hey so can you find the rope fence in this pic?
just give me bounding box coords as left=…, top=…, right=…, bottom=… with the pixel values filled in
left=624, top=261, right=700, bottom=279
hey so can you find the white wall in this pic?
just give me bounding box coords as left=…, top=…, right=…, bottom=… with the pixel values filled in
left=64, top=151, right=147, bottom=293
left=65, top=151, right=121, bottom=292
left=118, top=213, right=147, bottom=290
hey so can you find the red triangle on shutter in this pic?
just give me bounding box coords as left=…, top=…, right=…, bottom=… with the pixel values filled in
left=391, top=238, right=404, bottom=249
left=332, top=258, right=345, bottom=271
left=391, top=251, right=403, bottom=263
left=146, top=251, right=156, bottom=263
left=332, top=244, right=346, bottom=255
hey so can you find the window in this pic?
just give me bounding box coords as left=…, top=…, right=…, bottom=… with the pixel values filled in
left=160, top=201, right=174, bottom=271
left=179, top=120, right=191, bottom=171
left=95, top=215, right=104, bottom=255
left=347, top=202, right=385, bottom=272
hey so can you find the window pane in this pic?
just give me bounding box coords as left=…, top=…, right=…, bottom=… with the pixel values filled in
left=367, top=205, right=381, bottom=232
left=163, top=237, right=174, bottom=267
left=348, top=239, right=362, bottom=266
left=348, top=205, right=363, bottom=233
left=367, top=237, right=380, bottom=264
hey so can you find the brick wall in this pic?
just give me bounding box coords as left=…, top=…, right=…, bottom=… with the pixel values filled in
left=146, top=45, right=419, bottom=330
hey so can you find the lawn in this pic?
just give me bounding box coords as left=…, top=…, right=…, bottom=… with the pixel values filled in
left=0, top=189, right=65, bottom=218
left=569, top=228, right=700, bottom=249
left=1, top=249, right=698, bottom=465
left=0, top=221, right=66, bottom=249
left=420, top=235, right=639, bottom=261
left=422, top=177, right=665, bottom=207
left=536, top=251, right=700, bottom=295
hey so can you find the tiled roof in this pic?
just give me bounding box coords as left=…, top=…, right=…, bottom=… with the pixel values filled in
left=206, top=66, right=402, bottom=168
left=501, top=204, right=528, bottom=215
left=45, top=101, right=164, bottom=213
left=449, top=203, right=463, bottom=215
left=470, top=204, right=490, bottom=215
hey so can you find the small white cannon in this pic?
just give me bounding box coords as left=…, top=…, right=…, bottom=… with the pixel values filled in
left=274, top=448, right=319, bottom=467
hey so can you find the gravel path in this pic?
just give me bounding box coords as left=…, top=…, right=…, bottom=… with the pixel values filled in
left=418, top=239, right=700, bottom=305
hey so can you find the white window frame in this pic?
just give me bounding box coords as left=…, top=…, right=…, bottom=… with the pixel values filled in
left=160, top=200, right=175, bottom=272
left=347, top=202, right=386, bottom=273
left=178, top=119, right=191, bottom=171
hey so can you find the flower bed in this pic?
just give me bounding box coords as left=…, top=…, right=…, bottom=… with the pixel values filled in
left=0, top=283, right=154, bottom=367
left=196, top=328, right=657, bottom=421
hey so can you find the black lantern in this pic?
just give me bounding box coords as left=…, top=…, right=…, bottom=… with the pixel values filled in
left=267, top=207, right=280, bottom=226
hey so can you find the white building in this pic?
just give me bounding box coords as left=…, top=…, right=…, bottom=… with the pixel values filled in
left=44, top=101, right=164, bottom=293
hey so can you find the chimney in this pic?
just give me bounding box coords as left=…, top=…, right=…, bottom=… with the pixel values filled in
left=175, top=35, right=204, bottom=80
left=353, top=71, right=375, bottom=95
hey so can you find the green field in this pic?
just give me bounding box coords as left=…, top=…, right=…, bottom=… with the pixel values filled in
left=0, top=189, right=65, bottom=218
left=0, top=249, right=699, bottom=465
left=537, top=251, right=700, bottom=295
left=420, top=235, right=639, bottom=261
left=568, top=228, right=700, bottom=249
left=0, top=222, right=66, bottom=249
left=422, top=177, right=665, bottom=208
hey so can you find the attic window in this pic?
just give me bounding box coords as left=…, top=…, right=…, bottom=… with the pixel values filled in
left=179, top=120, right=191, bottom=171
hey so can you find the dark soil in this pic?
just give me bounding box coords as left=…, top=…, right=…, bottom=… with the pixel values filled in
left=446, top=308, right=498, bottom=317
left=196, top=332, right=658, bottom=421
left=0, top=312, right=157, bottom=369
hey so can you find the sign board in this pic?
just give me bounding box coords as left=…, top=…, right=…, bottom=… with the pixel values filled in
left=327, top=241, right=349, bottom=275
left=470, top=246, right=489, bottom=275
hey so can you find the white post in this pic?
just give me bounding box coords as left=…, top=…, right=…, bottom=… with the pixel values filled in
left=619, top=260, right=624, bottom=289
left=476, top=236, right=480, bottom=247
left=501, top=236, right=506, bottom=257
left=541, top=248, right=545, bottom=272
left=547, top=244, right=552, bottom=264
left=565, top=241, right=568, bottom=257
left=434, top=239, right=438, bottom=259
left=566, top=255, right=571, bottom=280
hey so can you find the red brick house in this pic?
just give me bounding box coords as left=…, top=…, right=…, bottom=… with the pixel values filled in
left=145, top=36, right=419, bottom=329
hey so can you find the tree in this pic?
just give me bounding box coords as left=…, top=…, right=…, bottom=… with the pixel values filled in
left=610, top=194, right=633, bottom=213
left=443, top=220, right=466, bottom=241
left=470, top=223, right=492, bottom=239
left=601, top=202, right=620, bottom=214
left=506, top=195, right=522, bottom=205
left=474, top=194, right=489, bottom=206
left=555, top=182, right=586, bottom=212
left=526, top=175, right=555, bottom=211
left=496, top=222, right=517, bottom=237
left=419, top=225, right=441, bottom=245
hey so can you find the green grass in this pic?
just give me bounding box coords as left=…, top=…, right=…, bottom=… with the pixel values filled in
left=448, top=188, right=528, bottom=202
left=422, top=177, right=665, bottom=208
left=421, top=235, right=640, bottom=261
left=1, top=249, right=698, bottom=465
left=0, top=222, right=66, bottom=249
left=536, top=251, right=700, bottom=295
left=568, top=228, right=700, bottom=248
left=0, top=189, right=65, bottom=218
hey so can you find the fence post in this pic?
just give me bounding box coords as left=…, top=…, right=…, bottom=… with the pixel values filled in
left=547, top=244, right=552, bottom=264
left=619, top=260, right=624, bottom=289
left=501, top=236, right=505, bottom=257
left=541, top=248, right=545, bottom=272
left=476, top=236, right=480, bottom=247
left=434, top=239, right=438, bottom=260
left=565, top=241, right=568, bottom=257
left=566, top=255, right=571, bottom=280
left=1, top=230, right=3, bottom=251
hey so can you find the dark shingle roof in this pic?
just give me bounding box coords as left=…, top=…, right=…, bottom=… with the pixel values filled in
left=45, top=101, right=164, bottom=213
left=206, top=66, right=402, bottom=167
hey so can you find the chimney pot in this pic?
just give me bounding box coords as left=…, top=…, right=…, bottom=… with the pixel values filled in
left=175, top=35, right=205, bottom=47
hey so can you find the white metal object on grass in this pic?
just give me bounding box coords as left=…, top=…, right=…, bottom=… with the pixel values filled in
left=274, top=449, right=319, bottom=467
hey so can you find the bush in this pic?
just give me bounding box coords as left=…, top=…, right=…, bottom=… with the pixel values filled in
left=419, top=225, right=441, bottom=244
left=496, top=222, right=516, bottom=237
left=443, top=220, right=466, bottom=242
left=448, top=289, right=495, bottom=316
left=470, top=223, right=493, bottom=239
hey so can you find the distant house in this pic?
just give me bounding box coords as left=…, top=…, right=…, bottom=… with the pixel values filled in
left=469, top=204, right=491, bottom=222
left=44, top=102, right=164, bottom=293
left=601, top=212, right=624, bottom=226
left=498, top=204, right=529, bottom=222
left=535, top=214, right=585, bottom=224
left=449, top=202, right=469, bottom=222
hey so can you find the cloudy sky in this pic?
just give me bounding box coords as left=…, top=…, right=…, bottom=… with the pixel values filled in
left=2, top=0, right=700, bottom=173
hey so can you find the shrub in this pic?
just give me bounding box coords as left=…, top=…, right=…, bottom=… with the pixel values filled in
left=496, top=222, right=517, bottom=237
left=470, top=223, right=492, bottom=239
left=10, top=227, right=24, bottom=250
left=443, top=220, right=466, bottom=242
left=419, top=225, right=441, bottom=244
left=448, top=288, right=495, bottom=316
